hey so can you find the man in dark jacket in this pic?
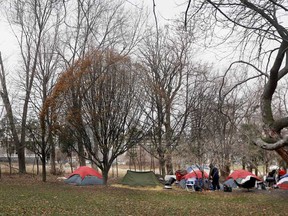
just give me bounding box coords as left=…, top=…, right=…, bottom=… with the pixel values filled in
left=209, top=163, right=220, bottom=190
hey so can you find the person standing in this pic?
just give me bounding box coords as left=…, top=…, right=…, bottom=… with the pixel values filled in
left=209, top=163, right=220, bottom=190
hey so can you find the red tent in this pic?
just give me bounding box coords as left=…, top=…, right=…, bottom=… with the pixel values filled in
left=227, top=169, right=262, bottom=189
left=68, top=166, right=102, bottom=179
left=277, top=177, right=288, bottom=190
left=227, top=170, right=262, bottom=181
left=184, top=170, right=209, bottom=179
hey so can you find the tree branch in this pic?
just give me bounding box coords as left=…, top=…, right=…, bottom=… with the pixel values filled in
left=184, top=0, right=191, bottom=30
left=219, top=60, right=267, bottom=100
left=254, top=136, right=288, bottom=150
left=268, top=0, right=288, bottom=12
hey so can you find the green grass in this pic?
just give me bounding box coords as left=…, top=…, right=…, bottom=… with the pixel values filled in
left=0, top=174, right=287, bottom=216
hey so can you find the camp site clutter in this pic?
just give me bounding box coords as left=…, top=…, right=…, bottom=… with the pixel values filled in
left=162, top=164, right=287, bottom=192
left=62, top=163, right=287, bottom=193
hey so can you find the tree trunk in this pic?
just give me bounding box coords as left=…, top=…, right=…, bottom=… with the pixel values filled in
left=242, top=157, right=246, bottom=170
left=275, top=147, right=288, bottom=163
left=0, top=53, right=26, bottom=174
left=50, top=137, right=56, bottom=175
left=36, top=157, right=39, bottom=175
left=102, top=170, right=108, bottom=185
left=165, top=152, right=173, bottom=175
left=41, top=156, right=47, bottom=182
left=17, top=143, right=26, bottom=174
left=221, top=163, right=230, bottom=179
left=159, top=157, right=166, bottom=176
left=102, top=161, right=111, bottom=185
left=77, top=139, right=86, bottom=166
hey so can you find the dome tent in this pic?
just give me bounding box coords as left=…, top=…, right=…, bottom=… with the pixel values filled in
left=227, top=169, right=262, bottom=189
left=121, top=170, right=160, bottom=186
left=65, top=166, right=104, bottom=186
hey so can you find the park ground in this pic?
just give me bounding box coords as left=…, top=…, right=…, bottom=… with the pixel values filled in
left=0, top=173, right=287, bottom=216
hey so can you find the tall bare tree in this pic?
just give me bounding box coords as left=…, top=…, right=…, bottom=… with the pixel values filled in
left=28, top=4, right=64, bottom=180
left=185, top=0, right=288, bottom=163
left=139, top=26, right=194, bottom=176
left=56, top=0, right=147, bottom=166
left=0, top=0, right=64, bottom=173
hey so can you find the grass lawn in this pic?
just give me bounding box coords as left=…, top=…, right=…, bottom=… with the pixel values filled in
left=0, top=174, right=287, bottom=216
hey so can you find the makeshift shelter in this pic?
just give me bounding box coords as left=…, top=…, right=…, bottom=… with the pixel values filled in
left=227, top=169, right=262, bottom=189
left=121, top=170, right=160, bottom=186
left=65, top=166, right=104, bottom=186
left=276, top=177, right=288, bottom=190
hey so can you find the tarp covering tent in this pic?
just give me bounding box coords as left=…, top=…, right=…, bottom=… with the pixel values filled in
left=227, top=169, right=262, bottom=189
left=121, top=170, right=160, bottom=186
left=65, top=166, right=104, bottom=186
left=276, top=177, right=288, bottom=190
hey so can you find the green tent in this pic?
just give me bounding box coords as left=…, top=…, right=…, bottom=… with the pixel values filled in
left=121, top=170, right=160, bottom=186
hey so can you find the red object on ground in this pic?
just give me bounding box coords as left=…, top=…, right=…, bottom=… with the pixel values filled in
left=227, top=169, right=262, bottom=181
left=184, top=170, right=209, bottom=179
left=68, top=166, right=103, bottom=179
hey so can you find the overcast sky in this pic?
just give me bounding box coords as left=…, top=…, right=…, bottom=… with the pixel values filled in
left=144, top=0, right=186, bottom=22
left=0, top=0, right=222, bottom=70
left=0, top=0, right=188, bottom=63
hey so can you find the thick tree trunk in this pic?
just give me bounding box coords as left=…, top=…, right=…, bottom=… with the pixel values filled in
left=102, top=170, right=108, bottom=185
left=221, top=163, right=230, bottom=179
left=41, top=156, right=47, bottom=182
left=0, top=54, right=26, bottom=173
left=102, top=162, right=111, bottom=185
left=17, top=143, right=26, bottom=174
left=159, top=157, right=166, bottom=176
left=275, top=147, right=288, bottom=163
left=50, top=137, right=56, bottom=175
left=165, top=152, right=173, bottom=175
left=77, top=139, right=86, bottom=166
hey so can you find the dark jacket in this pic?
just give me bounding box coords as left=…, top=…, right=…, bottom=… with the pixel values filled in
left=210, top=167, right=219, bottom=180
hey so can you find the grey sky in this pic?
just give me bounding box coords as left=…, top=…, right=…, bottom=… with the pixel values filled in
left=0, top=1, right=189, bottom=65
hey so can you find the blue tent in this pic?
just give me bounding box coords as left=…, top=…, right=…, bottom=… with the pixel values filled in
left=223, top=178, right=238, bottom=188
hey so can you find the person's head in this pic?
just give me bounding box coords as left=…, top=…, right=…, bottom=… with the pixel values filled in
left=209, top=163, right=213, bottom=169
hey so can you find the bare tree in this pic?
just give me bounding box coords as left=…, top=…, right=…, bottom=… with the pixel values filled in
left=0, top=0, right=64, bottom=174
left=184, top=65, right=218, bottom=165
left=139, top=26, right=193, bottom=176
left=185, top=0, right=288, bottom=163
left=42, top=49, right=146, bottom=184
left=56, top=0, right=147, bottom=166
left=27, top=5, right=64, bottom=180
